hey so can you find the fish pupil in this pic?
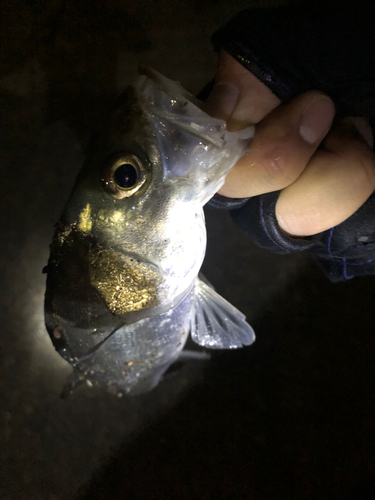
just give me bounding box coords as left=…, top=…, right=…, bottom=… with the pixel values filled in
left=114, top=163, right=138, bottom=188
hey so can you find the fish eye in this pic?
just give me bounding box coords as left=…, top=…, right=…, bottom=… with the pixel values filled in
left=113, top=163, right=138, bottom=188
left=101, top=154, right=148, bottom=199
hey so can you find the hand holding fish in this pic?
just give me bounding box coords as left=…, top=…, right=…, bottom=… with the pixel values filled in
left=207, top=3, right=375, bottom=282
left=206, top=50, right=375, bottom=238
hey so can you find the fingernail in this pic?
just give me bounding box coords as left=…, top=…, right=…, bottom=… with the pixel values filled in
left=299, top=96, right=335, bottom=144
left=204, top=82, right=240, bottom=120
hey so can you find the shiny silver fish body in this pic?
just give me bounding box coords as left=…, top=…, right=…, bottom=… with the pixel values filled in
left=45, top=69, right=255, bottom=395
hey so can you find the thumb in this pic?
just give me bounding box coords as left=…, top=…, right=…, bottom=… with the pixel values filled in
left=204, top=50, right=281, bottom=130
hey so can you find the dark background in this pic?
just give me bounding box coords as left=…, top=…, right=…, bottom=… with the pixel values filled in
left=1, top=1, right=375, bottom=499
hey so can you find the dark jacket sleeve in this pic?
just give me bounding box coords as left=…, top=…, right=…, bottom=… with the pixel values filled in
left=208, top=2, right=375, bottom=282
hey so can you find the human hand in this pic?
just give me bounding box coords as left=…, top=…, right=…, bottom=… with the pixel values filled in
left=205, top=51, right=375, bottom=238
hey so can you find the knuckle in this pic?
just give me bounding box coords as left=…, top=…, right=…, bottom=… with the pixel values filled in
left=340, top=143, right=375, bottom=188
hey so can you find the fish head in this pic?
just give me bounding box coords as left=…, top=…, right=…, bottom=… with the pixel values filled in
left=44, top=69, right=253, bottom=368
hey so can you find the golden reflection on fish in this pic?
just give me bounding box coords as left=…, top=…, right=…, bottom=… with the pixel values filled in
left=78, top=204, right=92, bottom=233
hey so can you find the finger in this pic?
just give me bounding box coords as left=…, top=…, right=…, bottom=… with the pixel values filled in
left=275, top=118, right=375, bottom=236
left=204, top=50, right=281, bottom=128
left=219, top=92, right=335, bottom=198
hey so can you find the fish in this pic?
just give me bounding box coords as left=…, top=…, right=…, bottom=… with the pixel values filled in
left=44, top=68, right=255, bottom=396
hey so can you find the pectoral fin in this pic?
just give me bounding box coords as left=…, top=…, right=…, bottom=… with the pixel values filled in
left=191, top=279, right=255, bottom=349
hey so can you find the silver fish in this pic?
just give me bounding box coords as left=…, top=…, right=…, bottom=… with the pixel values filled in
left=44, top=68, right=255, bottom=396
